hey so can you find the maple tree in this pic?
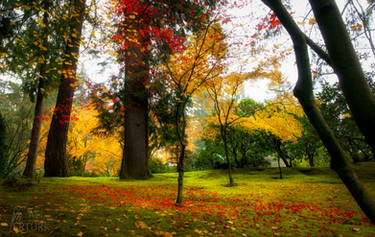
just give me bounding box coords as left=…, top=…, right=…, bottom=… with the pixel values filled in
left=1, top=0, right=375, bottom=231
left=108, top=0, right=222, bottom=179
left=33, top=103, right=122, bottom=176
left=159, top=20, right=227, bottom=203
left=204, top=72, right=249, bottom=185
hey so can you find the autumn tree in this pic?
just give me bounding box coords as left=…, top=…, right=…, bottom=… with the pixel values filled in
left=260, top=0, right=375, bottom=223
left=35, top=102, right=122, bottom=176
left=204, top=73, right=249, bottom=185
left=44, top=0, right=86, bottom=177
left=110, top=0, right=221, bottom=179
left=160, top=21, right=227, bottom=203
left=22, top=0, right=52, bottom=178
left=0, top=0, right=72, bottom=178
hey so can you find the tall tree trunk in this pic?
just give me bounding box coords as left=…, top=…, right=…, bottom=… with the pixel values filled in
left=23, top=1, right=50, bottom=178
left=176, top=141, right=185, bottom=204
left=44, top=0, right=85, bottom=177
left=23, top=77, right=44, bottom=178
left=309, top=0, right=375, bottom=152
left=261, top=0, right=375, bottom=224
left=119, top=26, right=150, bottom=180
left=176, top=102, right=187, bottom=204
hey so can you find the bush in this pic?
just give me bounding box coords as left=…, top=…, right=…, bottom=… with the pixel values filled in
left=2, top=170, right=37, bottom=191
left=149, top=157, right=170, bottom=173
left=0, top=112, right=7, bottom=177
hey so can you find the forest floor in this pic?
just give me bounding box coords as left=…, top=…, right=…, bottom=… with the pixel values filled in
left=1, top=163, right=375, bottom=236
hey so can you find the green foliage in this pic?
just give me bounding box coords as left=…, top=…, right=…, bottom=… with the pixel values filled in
left=317, top=81, right=374, bottom=162
left=227, top=128, right=273, bottom=168
left=149, top=157, right=171, bottom=174
left=0, top=81, right=33, bottom=176
left=1, top=170, right=37, bottom=191
left=0, top=111, right=7, bottom=177
left=235, top=98, right=264, bottom=117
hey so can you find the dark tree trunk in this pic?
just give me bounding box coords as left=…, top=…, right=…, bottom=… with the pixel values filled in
left=309, top=0, right=375, bottom=152
left=278, top=157, right=282, bottom=179
left=23, top=77, right=44, bottom=178
left=23, top=1, right=49, bottom=178
left=261, top=0, right=375, bottom=224
left=307, top=151, right=315, bottom=167
left=119, top=96, right=149, bottom=179
left=44, top=0, right=85, bottom=177
left=274, top=138, right=292, bottom=168
left=119, top=26, right=150, bottom=180
left=176, top=141, right=185, bottom=204
left=176, top=102, right=187, bottom=204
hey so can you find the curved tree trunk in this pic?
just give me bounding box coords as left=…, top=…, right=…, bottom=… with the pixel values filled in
left=274, top=138, right=291, bottom=168
left=44, top=0, right=85, bottom=177
left=309, top=0, right=375, bottom=152
left=261, top=0, right=375, bottom=224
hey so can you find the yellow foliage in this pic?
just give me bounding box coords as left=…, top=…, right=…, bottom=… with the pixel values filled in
left=162, top=22, right=227, bottom=97
left=36, top=103, right=122, bottom=175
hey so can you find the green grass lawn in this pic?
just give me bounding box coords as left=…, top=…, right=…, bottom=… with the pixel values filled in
left=1, top=163, right=375, bottom=236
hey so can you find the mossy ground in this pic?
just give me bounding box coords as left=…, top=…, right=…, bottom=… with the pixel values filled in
left=0, top=163, right=375, bottom=236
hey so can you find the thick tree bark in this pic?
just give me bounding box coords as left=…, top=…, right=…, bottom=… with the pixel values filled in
left=44, top=0, right=85, bottom=177
left=119, top=94, right=149, bottom=179
left=261, top=0, right=375, bottom=224
left=119, top=26, right=150, bottom=180
left=23, top=77, right=44, bottom=178
left=309, top=0, right=375, bottom=152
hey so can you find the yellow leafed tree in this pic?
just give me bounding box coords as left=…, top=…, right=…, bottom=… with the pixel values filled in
left=35, top=103, right=122, bottom=176
left=242, top=92, right=304, bottom=143
left=160, top=20, right=228, bottom=204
